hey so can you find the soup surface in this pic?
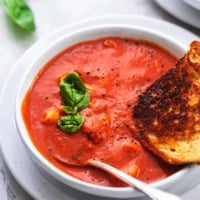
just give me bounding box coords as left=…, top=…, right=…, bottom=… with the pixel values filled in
left=22, top=37, right=181, bottom=187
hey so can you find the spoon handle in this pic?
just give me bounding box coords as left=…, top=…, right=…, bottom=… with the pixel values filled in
left=88, top=159, right=181, bottom=200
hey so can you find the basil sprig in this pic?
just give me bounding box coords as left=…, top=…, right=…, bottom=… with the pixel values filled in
left=1, top=0, right=36, bottom=31
left=58, top=72, right=90, bottom=133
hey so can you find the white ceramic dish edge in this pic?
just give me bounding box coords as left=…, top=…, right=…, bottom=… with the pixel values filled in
left=182, top=0, right=200, bottom=10
left=154, top=0, right=200, bottom=29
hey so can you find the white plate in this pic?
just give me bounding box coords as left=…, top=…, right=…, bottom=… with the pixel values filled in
left=0, top=15, right=200, bottom=200
left=182, top=0, right=200, bottom=10
left=155, top=0, right=200, bottom=29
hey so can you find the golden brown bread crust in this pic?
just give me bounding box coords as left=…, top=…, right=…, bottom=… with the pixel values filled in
left=133, top=41, right=200, bottom=165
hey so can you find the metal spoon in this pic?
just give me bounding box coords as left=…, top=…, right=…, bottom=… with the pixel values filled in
left=55, top=155, right=181, bottom=200
left=88, top=159, right=181, bottom=200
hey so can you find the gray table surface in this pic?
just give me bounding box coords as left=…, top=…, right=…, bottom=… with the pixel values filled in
left=0, top=0, right=200, bottom=200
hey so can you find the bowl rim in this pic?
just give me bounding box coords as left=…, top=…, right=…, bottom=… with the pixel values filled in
left=15, top=23, right=195, bottom=198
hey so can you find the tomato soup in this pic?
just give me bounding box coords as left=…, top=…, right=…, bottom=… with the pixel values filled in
left=22, top=37, right=181, bottom=187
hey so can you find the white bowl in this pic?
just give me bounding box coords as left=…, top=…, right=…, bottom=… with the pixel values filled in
left=15, top=24, right=200, bottom=198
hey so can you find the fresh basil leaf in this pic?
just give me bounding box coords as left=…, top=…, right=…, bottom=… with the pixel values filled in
left=1, top=0, right=36, bottom=31
left=58, top=114, right=84, bottom=133
left=62, top=105, right=78, bottom=114
left=60, top=72, right=90, bottom=111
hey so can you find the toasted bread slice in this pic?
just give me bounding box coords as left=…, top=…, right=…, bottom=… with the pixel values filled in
left=133, top=41, right=200, bottom=165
